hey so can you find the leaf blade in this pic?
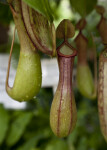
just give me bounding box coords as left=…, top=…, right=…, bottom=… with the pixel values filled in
left=22, top=0, right=53, bottom=22
left=70, top=0, right=97, bottom=17
left=6, top=112, right=33, bottom=146
left=0, top=105, right=9, bottom=144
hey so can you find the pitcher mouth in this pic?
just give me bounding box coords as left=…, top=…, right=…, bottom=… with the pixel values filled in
left=57, top=40, right=77, bottom=58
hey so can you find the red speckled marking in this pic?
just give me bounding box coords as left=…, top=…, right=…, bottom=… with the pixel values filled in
left=98, top=59, right=107, bottom=135
left=21, top=1, right=52, bottom=55
left=28, top=7, right=52, bottom=55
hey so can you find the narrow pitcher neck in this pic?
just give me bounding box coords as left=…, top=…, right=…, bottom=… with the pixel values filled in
left=58, top=55, right=74, bottom=88
left=75, top=32, right=88, bottom=65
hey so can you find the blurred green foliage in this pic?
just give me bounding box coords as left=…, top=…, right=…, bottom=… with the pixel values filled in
left=0, top=88, right=107, bottom=150
left=69, top=0, right=97, bottom=17
left=0, top=3, right=12, bottom=26
left=0, top=105, right=9, bottom=144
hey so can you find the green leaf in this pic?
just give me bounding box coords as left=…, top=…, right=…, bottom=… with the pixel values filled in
left=22, top=0, right=53, bottom=22
left=0, top=105, right=9, bottom=145
left=17, top=135, right=43, bottom=150
left=0, top=3, right=12, bottom=25
left=77, top=137, right=88, bottom=150
left=67, top=130, right=78, bottom=146
left=6, top=112, right=33, bottom=146
left=69, top=0, right=97, bottom=17
left=45, top=140, right=69, bottom=150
